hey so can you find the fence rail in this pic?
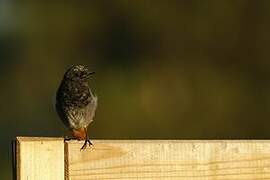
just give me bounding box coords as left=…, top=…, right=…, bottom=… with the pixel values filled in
left=14, top=137, right=270, bottom=179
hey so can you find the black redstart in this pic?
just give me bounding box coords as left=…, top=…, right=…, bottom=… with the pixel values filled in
left=56, top=65, right=97, bottom=150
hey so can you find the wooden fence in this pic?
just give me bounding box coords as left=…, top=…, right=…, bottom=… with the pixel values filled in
left=13, top=137, right=270, bottom=179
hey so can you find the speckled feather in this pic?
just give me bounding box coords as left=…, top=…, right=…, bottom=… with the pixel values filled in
left=56, top=65, right=97, bottom=131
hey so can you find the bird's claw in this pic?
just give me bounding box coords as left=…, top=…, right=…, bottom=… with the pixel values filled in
left=80, top=139, right=93, bottom=151
left=64, top=136, right=74, bottom=142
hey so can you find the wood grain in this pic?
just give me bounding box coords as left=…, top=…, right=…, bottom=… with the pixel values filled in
left=15, top=138, right=270, bottom=179
left=65, top=140, right=270, bottom=180
left=16, top=137, right=64, bottom=180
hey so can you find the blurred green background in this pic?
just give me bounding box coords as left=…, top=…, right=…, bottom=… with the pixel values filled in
left=1, top=1, right=270, bottom=179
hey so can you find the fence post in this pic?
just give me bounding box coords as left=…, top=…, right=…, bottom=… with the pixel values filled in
left=15, top=137, right=64, bottom=180
left=14, top=138, right=270, bottom=179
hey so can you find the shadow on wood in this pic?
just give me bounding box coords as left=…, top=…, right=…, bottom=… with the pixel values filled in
left=14, top=137, right=270, bottom=180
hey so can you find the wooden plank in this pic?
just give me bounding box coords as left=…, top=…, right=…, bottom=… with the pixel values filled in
left=16, top=137, right=65, bottom=180
left=65, top=140, right=270, bottom=180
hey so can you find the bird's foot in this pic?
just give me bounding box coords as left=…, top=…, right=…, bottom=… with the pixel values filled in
left=63, top=136, right=76, bottom=142
left=80, top=139, right=93, bottom=151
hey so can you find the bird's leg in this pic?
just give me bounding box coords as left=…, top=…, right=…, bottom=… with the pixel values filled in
left=80, top=127, right=93, bottom=151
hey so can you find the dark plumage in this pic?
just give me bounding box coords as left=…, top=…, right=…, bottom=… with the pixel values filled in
left=56, top=65, right=97, bottom=150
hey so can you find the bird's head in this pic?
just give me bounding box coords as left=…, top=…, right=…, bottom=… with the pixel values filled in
left=64, top=65, right=95, bottom=81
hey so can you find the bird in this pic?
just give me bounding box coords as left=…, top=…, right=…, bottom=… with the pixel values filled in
left=55, top=65, right=97, bottom=150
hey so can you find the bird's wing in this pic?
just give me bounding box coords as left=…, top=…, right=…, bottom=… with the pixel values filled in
left=87, top=94, right=98, bottom=122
